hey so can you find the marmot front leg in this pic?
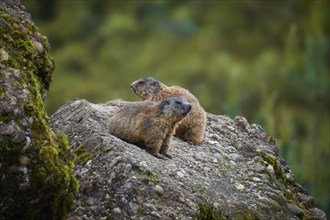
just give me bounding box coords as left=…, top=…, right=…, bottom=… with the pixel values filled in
left=145, top=138, right=167, bottom=159
left=160, top=134, right=173, bottom=159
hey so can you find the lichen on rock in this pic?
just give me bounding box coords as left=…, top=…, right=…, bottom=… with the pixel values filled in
left=50, top=99, right=327, bottom=220
left=0, top=0, right=78, bottom=219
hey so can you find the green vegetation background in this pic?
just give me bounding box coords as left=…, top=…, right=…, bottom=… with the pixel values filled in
left=22, top=0, right=329, bottom=216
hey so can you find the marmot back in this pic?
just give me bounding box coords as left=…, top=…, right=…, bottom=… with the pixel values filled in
left=131, top=77, right=206, bottom=144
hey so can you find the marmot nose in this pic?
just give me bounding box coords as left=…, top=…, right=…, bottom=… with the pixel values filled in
left=183, top=104, right=192, bottom=115
left=130, top=84, right=136, bottom=93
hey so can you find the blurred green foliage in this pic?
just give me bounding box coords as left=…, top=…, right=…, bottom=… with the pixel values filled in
left=22, top=0, right=329, bottom=215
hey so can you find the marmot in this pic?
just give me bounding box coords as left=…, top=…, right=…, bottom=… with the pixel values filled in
left=108, top=97, right=192, bottom=159
left=130, top=77, right=206, bottom=144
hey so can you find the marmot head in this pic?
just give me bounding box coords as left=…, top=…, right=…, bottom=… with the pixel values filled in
left=131, top=77, right=161, bottom=100
left=159, top=97, right=191, bottom=122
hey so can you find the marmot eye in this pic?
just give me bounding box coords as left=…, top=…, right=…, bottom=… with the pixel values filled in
left=175, top=101, right=182, bottom=105
left=138, top=81, right=145, bottom=85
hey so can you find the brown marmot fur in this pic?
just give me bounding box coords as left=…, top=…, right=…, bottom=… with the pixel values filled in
left=131, top=77, right=206, bottom=144
left=109, top=97, right=191, bottom=159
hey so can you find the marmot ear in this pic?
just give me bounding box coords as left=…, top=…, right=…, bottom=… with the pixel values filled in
left=159, top=99, right=170, bottom=113
left=151, top=81, right=159, bottom=86
left=151, top=81, right=157, bottom=86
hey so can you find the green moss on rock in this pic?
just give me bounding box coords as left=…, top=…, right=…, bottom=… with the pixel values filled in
left=0, top=1, right=77, bottom=219
left=0, top=135, right=10, bottom=151
left=135, top=171, right=159, bottom=185
left=196, top=202, right=263, bottom=220
left=196, top=202, right=226, bottom=220
left=255, top=150, right=311, bottom=219
left=0, top=10, right=54, bottom=93
left=74, top=145, right=95, bottom=166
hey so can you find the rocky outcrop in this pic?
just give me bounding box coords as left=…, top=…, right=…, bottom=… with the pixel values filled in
left=50, top=99, right=327, bottom=220
left=0, top=0, right=78, bottom=219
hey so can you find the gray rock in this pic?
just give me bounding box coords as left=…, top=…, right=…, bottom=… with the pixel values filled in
left=86, top=197, right=98, bottom=206
left=0, top=48, right=9, bottom=62
left=32, top=40, right=44, bottom=55
left=234, top=182, right=245, bottom=191
left=252, top=163, right=265, bottom=173
left=213, top=152, right=224, bottom=161
left=112, top=207, right=121, bottom=215
left=252, top=177, right=262, bottom=182
left=176, top=171, right=185, bottom=178
left=228, top=153, right=243, bottom=162
left=266, top=164, right=275, bottom=174
left=194, top=151, right=207, bottom=160
left=50, top=99, right=327, bottom=220
left=154, top=185, right=164, bottom=196
left=287, top=203, right=304, bottom=216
